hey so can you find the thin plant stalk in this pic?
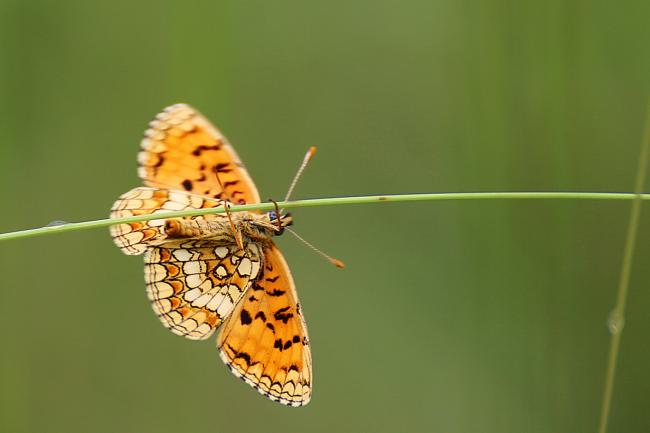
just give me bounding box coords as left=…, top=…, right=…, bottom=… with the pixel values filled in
left=1, top=191, right=650, bottom=242
left=597, top=104, right=650, bottom=433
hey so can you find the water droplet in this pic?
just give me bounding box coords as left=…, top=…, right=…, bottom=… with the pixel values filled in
left=46, top=220, right=68, bottom=227
left=607, top=310, right=624, bottom=335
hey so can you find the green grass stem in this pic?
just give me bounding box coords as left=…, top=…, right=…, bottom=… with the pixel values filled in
left=0, top=191, right=649, bottom=243
left=597, top=104, right=650, bottom=433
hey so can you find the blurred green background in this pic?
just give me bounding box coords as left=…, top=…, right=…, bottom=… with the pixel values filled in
left=2, top=1, right=650, bottom=432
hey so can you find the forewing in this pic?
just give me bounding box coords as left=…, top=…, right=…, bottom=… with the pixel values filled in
left=145, top=242, right=264, bottom=340
left=218, top=245, right=312, bottom=406
left=109, top=187, right=226, bottom=255
left=138, top=103, right=260, bottom=204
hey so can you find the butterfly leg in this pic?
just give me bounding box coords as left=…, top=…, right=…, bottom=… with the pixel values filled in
left=220, top=200, right=245, bottom=251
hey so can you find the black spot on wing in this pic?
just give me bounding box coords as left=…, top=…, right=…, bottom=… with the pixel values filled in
left=213, top=162, right=232, bottom=173
left=192, top=144, right=221, bottom=156
left=274, top=306, right=290, bottom=315
left=273, top=306, right=294, bottom=324
left=152, top=157, right=165, bottom=168
left=235, top=351, right=252, bottom=365
left=240, top=309, right=252, bottom=325
left=267, top=289, right=285, bottom=296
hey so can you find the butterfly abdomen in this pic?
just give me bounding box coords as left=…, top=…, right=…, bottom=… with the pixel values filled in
left=164, top=218, right=230, bottom=238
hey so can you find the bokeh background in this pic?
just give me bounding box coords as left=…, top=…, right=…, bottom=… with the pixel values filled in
left=2, top=1, right=650, bottom=432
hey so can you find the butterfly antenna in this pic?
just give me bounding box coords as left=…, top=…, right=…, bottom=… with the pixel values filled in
left=284, top=146, right=317, bottom=203
left=286, top=227, right=345, bottom=269
left=280, top=146, right=344, bottom=269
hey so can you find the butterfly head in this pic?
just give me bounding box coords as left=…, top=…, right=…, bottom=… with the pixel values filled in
left=268, top=210, right=293, bottom=236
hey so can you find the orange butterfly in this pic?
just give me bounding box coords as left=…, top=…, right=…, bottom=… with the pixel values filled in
left=110, top=104, right=312, bottom=406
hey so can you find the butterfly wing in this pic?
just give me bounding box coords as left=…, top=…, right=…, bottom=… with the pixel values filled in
left=110, top=188, right=263, bottom=340
left=145, top=241, right=264, bottom=340
left=109, top=187, right=225, bottom=255
left=138, top=103, right=260, bottom=204
left=218, top=244, right=312, bottom=406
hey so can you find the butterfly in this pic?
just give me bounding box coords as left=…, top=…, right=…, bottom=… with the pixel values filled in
left=109, top=103, right=312, bottom=406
